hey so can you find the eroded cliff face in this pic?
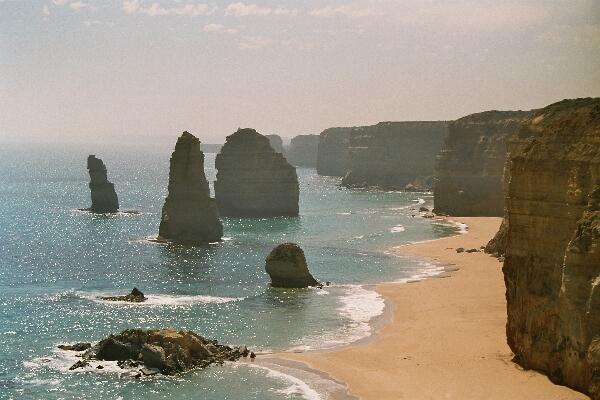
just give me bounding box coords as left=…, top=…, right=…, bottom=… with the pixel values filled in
left=287, top=134, right=319, bottom=168
left=434, top=110, right=533, bottom=216
left=316, top=127, right=352, bottom=176
left=341, top=121, right=448, bottom=190
left=503, top=98, right=600, bottom=398
left=87, top=155, right=119, bottom=213
left=215, top=128, right=299, bottom=217
left=158, top=132, right=223, bottom=244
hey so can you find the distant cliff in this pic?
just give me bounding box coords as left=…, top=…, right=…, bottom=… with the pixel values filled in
left=502, top=98, right=600, bottom=398
left=215, top=128, right=299, bottom=217
left=265, top=134, right=285, bottom=155
left=341, top=121, right=448, bottom=190
left=434, top=110, right=533, bottom=216
left=287, top=135, right=319, bottom=168
left=316, top=127, right=352, bottom=176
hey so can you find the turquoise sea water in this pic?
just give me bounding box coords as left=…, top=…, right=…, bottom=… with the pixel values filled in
left=0, top=141, right=456, bottom=400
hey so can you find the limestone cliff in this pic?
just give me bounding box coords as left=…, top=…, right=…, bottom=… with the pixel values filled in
left=434, top=110, right=533, bottom=216
left=287, top=134, right=319, bottom=168
left=316, top=127, right=352, bottom=176
left=215, top=128, right=299, bottom=217
left=158, top=132, right=223, bottom=244
left=265, top=134, right=285, bottom=154
left=341, top=121, right=448, bottom=190
left=86, top=155, right=119, bottom=213
left=502, top=98, right=600, bottom=398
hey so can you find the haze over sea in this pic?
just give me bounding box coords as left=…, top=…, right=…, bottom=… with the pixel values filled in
left=0, top=141, right=458, bottom=399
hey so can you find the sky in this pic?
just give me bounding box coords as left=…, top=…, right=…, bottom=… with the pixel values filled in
left=1, top=0, right=599, bottom=143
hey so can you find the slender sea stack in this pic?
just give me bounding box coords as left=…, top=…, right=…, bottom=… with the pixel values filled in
left=214, top=128, right=299, bottom=217
left=501, top=98, right=600, bottom=398
left=287, top=134, right=319, bottom=168
left=341, top=121, right=449, bottom=191
left=265, top=134, right=285, bottom=154
left=265, top=243, right=319, bottom=288
left=86, top=155, right=119, bottom=213
left=433, top=110, right=533, bottom=216
left=158, top=132, right=223, bottom=244
left=316, top=127, right=352, bottom=176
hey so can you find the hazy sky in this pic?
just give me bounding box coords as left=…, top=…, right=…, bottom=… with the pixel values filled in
left=1, top=0, right=599, bottom=143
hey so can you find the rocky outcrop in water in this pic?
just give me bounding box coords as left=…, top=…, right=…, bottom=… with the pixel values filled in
left=158, top=132, right=223, bottom=244
left=265, top=243, right=319, bottom=288
left=214, top=128, right=299, bottom=217
left=502, top=98, right=600, bottom=398
left=341, top=121, right=448, bottom=190
left=316, top=127, right=352, bottom=176
left=86, top=155, right=119, bottom=213
left=287, top=134, right=319, bottom=168
left=434, top=110, right=533, bottom=216
left=99, top=288, right=146, bottom=303
left=64, top=329, right=250, bottom=375
left=265, top=134, right=285, bottom=154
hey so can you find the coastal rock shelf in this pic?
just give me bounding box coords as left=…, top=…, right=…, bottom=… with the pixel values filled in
left=502, top=98, right=600, bottom=398
left=341, top=121, right=448, bottom=191
left=287, top=134, right=319, bottom=168
left=158, top=132, right=223, bottom=244
left=215, top=128, right=299, bottom=217
left=316, top=127, right=352, bottom=177
left=434, top=110, right=533, bottom=216
left=86, top=155, right=119, bottom=213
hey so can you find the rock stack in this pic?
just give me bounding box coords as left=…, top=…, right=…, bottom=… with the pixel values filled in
left=433, top=110, right=533, bottom=216
left=214, top=128, right=299, bottom=217
left=86, top=155, right=119, bottom=213
left=287, top=134, right=319, bottom=168
left=265, top=134, right=285, bottom=154
left=316, top=127, right=352, bottom=176
left=341, top=121, right=449, bottom=191
left=265, top=243, right=319, bottom=288
left=501, top=98, right=600, bottom=398
left=158, top=132, right=223, bottom=244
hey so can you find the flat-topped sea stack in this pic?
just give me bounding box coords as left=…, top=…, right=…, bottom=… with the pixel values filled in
left=287, top=134, right=319, bottom=168
left=215, top=128, right=299, bottom=217
left=341, top=121, right=448, bottom=191
left=265, top=134, right=285, bottom=154
left=158, top=132, right=223, bottom=244
left=265, top=243, right=319, bottom=288
left=433, top=110, right=533, bottom=216
left=501, top=98, right=600, bottom=398
left=316, top=127, right=352, bottom=176
left=86, top=155, right=119, bottom=213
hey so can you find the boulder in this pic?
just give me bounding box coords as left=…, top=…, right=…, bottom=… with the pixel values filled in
left=215, top=128, right=299, bottom=217
left=265, top=243, right=319, bottom=288
left=158, top=132, right=223, bottom=244
left=99, top=288, right=146, bottom=303
left=86, top=155, right=119, bottom=213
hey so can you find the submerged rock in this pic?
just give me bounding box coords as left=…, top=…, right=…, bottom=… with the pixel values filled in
left=99, top=288, right=146, bottom=303
left=158, top=132, right=223, bottom=244
left=265, top=243, right=319, bottom=288
left=78, top=328, right=248, bottom=375
left=501, top=98, right=600, bottom=398
left=86, top=155, right=119, bottom=213
left=215, top=128, right=299, bottom=217
left=58, top=342, right=92, bottom=351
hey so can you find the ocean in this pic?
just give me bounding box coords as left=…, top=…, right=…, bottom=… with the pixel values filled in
left=0, top=140, right=457, bottom=399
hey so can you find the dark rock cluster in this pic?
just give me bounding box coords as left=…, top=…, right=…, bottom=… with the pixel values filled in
left=99, top=288, right=146, bottom=303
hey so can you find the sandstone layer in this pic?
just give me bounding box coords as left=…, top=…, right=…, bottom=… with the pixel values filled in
left=158, top=132, right=223, bottom=244
left=87, top=155, right=119, bottom=213
left=316, top=127, right=352, bottom=176
left=265, top=243, right=319, bottom=288
left=215, top=128, right=299, bottom=217
left=287, top=134, right=319, bottom=168
left=502, top=98, right=600, bottom=398
left=434, top=110, right=533, bottom=216
left=341, top=121, right=448, bottom=191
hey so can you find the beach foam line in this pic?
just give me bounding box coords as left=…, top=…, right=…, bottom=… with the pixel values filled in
left=390, top=224, right=405, bottom=233
left=77, top=291, right=243, bottom=306
left=244, top=364, right=322, bottom=400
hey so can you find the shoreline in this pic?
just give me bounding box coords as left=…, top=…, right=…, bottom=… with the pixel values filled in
left=269, top=217, right=589, bottom=400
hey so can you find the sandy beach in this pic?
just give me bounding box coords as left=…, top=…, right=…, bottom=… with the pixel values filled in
left=277, top=217, right=588, bottom=400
